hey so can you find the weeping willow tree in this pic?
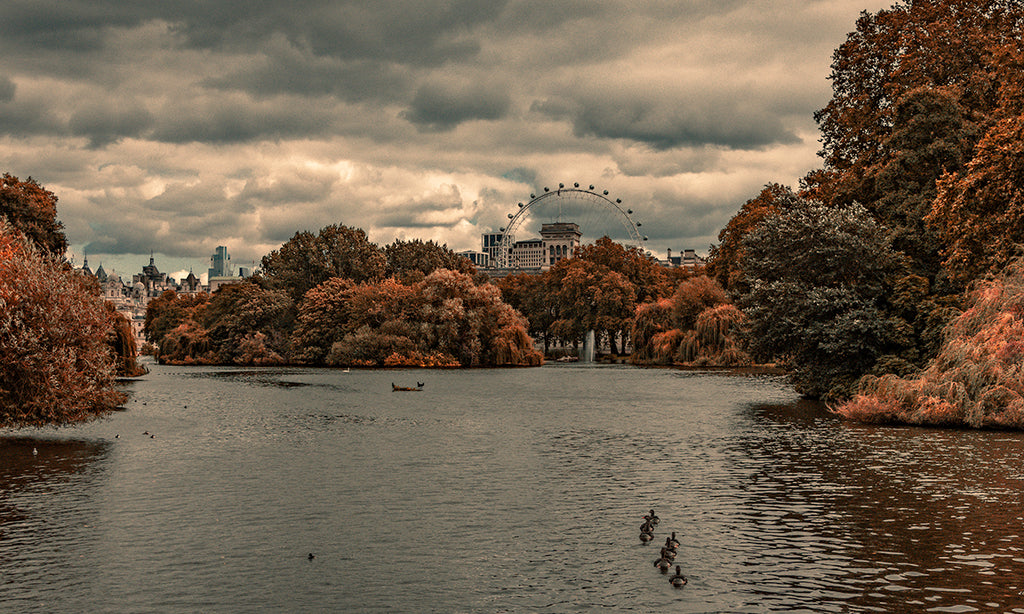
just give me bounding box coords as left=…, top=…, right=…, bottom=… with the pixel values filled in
left=105, top=304, right=147, bottom=376
left=836, top=260, right=1024, bottom=428
left=630, top=276, right=750, bottom=367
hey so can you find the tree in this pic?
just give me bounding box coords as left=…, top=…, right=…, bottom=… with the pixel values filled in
left=930, top=114, right=1024, bottom=286
left=837, top=259, right=1024, bottom=428
left=0, top=173, right=67, bottom=256
left=200, top=281, right=295, bottom=365
left=497, top=272, right=557, bottom=353
left=0, top=222, right=124, bottom=427
left=144, top=289, right=209, bottom=347
left=574, top=237, right=668, bottom=302
left=260, top=224, right=387, bottom=301
left=706, top=183, right=792, bottom=294
left=814, top=0, right=1022, bottom=177
left=547, top=257, right=636, bottom=355
left=290, top=277, right=413, bottom=364
left=384, top=238, right=475, bottom=283
left=738, top=196, right=908, bottom=399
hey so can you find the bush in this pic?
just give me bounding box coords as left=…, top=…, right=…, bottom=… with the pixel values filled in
left=835, top=260, right=1024, bottom=427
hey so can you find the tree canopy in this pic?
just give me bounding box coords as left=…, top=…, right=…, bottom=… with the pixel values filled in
left=738, top=194, right=908, bottom=399
left=0, top=222, right=124, bottom=427
left=0, top=173, right=67, bottom=256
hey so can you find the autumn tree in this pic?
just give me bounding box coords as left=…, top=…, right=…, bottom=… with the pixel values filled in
left=290, top=277, right=414, bottom=364
left=546, top=257, right=636, bottom=355
left=0, top=222, right=124, bottom=427
left=497, top=272, right=557, bottom=353
left=739, top=197, right=909, bottom=399
left=0, top=173, right=67, bottom=256
left=260, top=224, right=386, bottom=301
left=384, top=239, right=475, bottom=284
left=837, top=259, right=1024, bottom=428
left=144, top=290, right=210, bottom=347
left=814, top=0, right=1022, bottom=179
left=200, top=280, right=295, bottom=365
left=574, top=237, right=668, bottom=302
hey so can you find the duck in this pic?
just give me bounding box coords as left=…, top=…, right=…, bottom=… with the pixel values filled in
left=308, top=553, right=315, bottom=560
left=654, top=554, right=672, bottom=572
left=669, top=566, right=687, bottom=587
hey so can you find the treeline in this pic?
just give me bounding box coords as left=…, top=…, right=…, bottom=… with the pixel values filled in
left=497, top=237, right=750, bottom=367
left=1, top=174, right=145, bottom=428
left=702, top=0, right=1024, bottom=425
left=143, top=227, right=543, bottom=368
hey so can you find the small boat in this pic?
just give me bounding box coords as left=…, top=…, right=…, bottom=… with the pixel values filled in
left=392, top=383, right=423, bottom=392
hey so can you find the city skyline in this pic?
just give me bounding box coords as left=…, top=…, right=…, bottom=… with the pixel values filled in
left=2, top=1, right=891, bottom=274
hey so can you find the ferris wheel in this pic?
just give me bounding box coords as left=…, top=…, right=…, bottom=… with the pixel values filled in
left=496, top=183, right=647, bottom=268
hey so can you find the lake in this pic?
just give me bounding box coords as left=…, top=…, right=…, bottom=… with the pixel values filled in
left=3, top=363, right=1024, bottom=612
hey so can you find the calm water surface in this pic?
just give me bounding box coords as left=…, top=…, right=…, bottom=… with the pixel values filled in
left=3, top=363, right=1024, bottom=612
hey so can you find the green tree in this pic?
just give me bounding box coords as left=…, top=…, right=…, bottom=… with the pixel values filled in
left=0, top=222, right=124, bottom=427
left=260, top=224, right=386, bottom=301
left=706, top=183, right=792, bottom=294
left=739, top=196, right=909, bottom=399
left=0, top=173, right=68, bottom=256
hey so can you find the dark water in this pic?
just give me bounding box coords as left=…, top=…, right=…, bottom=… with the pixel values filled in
left=3, top=363, right=1024, bottom=613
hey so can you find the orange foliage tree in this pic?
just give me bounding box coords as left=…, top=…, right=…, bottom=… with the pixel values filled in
left=836, top=259, right=1024, bottom=427
left=0, top=173, right=68, bottom=256
left=0, top=222, right=125, bottom=427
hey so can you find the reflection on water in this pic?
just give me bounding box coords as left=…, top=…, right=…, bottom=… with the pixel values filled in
left=2, top=364, right=1024, bottom=613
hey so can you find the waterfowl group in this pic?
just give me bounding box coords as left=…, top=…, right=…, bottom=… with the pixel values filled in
left=636, top=508, right=688, bottom=589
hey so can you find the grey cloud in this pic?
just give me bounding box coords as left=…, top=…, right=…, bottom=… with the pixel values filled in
left=403, top=79, right=512, bottom=130
left=149, top=95, right=333, bottom=144
left=69, top=100, right=154, bottom=148
left=0, top=77, right=14, bottom=102
left=568, top=94, right=799, bottom=151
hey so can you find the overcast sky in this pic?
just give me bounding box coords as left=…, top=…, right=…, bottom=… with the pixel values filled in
left=0, top=0, right=891, bottom=281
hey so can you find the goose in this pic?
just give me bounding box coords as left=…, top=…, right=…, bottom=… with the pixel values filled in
left=659, top=546, right=676, bottom=562
left=654, top=554, right=672, bottom=572
left=669, top=566, right=687, bottom=587
left=644, top=509, right=660, bottom=525
left=668, top=532, right=680, bottom=549
left=640, top=531, right=653, bottom=543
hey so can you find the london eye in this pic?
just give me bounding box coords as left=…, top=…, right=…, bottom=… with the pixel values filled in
left=496, top=183, right=646, bottom=268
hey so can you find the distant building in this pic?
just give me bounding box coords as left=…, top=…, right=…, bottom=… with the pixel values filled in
left=539, top=222, right=581, bottom=268
left=482, top=221, right=581, bottom=272
left=208, top=245, right=232, bottom=278
left=457, top=250, right=489, bottom=268
left=662, top=248, right=704, bottom=270
left=481, top=232, right=507, bottom=266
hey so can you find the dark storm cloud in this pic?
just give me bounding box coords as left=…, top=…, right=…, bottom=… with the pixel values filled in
left=148, top=95, right=334, bottom=144
left=69, top=99, right=154, bottom=148
left=403, top=79, right=512, bottom=130
left=0, top=77, right=14, bottom=102
left=549, top=91, right=800, bottom=151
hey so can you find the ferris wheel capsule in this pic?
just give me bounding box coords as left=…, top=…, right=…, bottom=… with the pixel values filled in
left=628, top=209, right=633, bottom=214
left=603, top=190, right=609, bottom=195
left=574, top=182, right=579, bottom=188
left=518, top=203, right=524, bottom=208
left=544, top=187, right=549, bottom=192
left=508, top=213, right=514, bottom=219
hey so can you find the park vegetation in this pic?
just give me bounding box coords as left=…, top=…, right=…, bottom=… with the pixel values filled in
left=6, top=0, right=1024, bottom=430
left=143, top=232, right=543, bottom=368
left=1, top=174, right=144, bottom=428
left=703, top=0, right=1024, bottom=426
